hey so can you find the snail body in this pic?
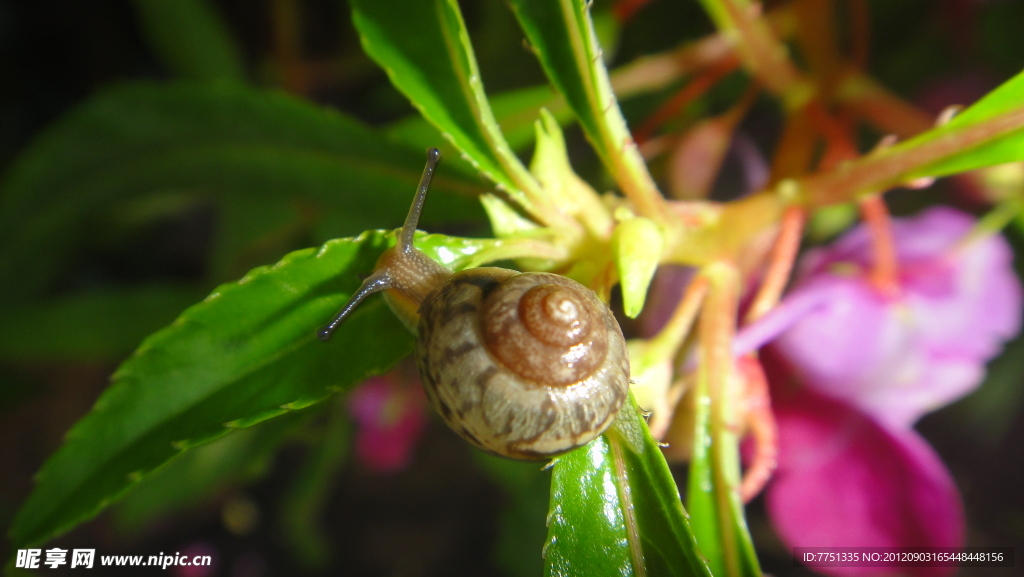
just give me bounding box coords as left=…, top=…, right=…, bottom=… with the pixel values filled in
left=318, top=148, right=630, bottom=459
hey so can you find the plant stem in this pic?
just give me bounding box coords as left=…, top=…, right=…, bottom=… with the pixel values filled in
left=648, top=275, right=710, bottom=362
left=836, top=73, right=934, bottom=138
left=633, top=57, right=741, bottom=145
left=798, top=105, right=1024, bottom=206
left=698, top=0, right=811, bottom=108
left=609, top=6, right=794, bottom=104
left=736, top=355, right=777, bottom=503
left=744, top=206, right=805, bottom=323
left=693, top=261, right=760, bottom=577
left=962, top=195, right=1024, bottom=247
left=859, top=194, right=900, bottom=295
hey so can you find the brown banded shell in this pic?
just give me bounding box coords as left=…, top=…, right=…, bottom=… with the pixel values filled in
left=416, top=268, right=630, bottom=459
left=318, top=148, right=633, bottom=461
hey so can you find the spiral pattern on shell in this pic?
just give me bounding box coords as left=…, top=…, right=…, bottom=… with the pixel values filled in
left=416, top=268, right=630, bottom=459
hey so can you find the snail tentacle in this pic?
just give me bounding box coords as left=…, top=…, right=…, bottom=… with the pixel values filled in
left=319, top=146, right=631, bottom=460
left=318, top=147, right=445, bottom=339
left=399, top=147, right=441, bottom=253
left=317, top=270, right=393, bottom=341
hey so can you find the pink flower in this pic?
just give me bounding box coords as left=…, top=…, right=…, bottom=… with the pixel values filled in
left=753, top=206, right=1021, bottom=575
left=618, top=205, right=1018, bottom=575
left=639, top=265, right=696, bottom=337
left=771, top=206, right=1021, bottom=428
left=765, top=382, right=964, bottom=577
left=348, top=375, right=427, bottom=473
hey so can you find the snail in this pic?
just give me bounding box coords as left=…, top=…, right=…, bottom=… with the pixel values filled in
left=318, top=148, right=630, bottom=459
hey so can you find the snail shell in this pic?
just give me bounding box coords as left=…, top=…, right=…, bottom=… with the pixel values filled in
left=319, top=148, right=630, bottom=460
left=417, top=268, right=629, bottom=459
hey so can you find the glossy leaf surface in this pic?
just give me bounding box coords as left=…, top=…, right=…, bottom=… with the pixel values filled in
left=908, top=69, right=1024, bottom=177
left=545, top=395, right=712, bottom=577
left=508, top=0, right=660, bottom=210
left=8, top=231, right=490, bottom=547
left=349, top=0, right=541, bottom=211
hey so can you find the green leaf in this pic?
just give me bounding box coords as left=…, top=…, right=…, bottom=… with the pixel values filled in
left=8, top=231, right=490, bottom=547
left=386, top=34, right=708, bottom=155
left=492, top=87, right=572, bottom=152
left=803, top=70, right=1024, bottom=207
left=0, top=285, right=205, bottom=362
left=507, top=0, right=661, bottom=211
left=907, top=69, right=1024, bottom=177
left=0, top=81, right=485, bottom=300
left=545, top=394, right=712, bottom=577
left=348, top=0, right=547, bottom=219
left=132, top=0, right=246, bottom=82
left=530, top=109, right=612, bottom=239
left=686, top=375, right=761, bottom=577
left=389, top=83, right=570, bottom=153
left=112, top=405, right=313, bottom=532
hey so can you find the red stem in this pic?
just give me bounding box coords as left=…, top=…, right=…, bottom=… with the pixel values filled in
left=859, top=195, right=900, bottom=295
left=738, top=356, right=778, bottom=503
left=633, top=57, right=741, bottom=146
left=745, top=206, right=806, bottom=324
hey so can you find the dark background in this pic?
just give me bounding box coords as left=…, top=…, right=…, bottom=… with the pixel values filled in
left=0, top=1, right=1022, bottom=576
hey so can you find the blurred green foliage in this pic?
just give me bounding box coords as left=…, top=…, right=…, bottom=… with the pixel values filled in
left=2, top=1, right=1023, bottom=576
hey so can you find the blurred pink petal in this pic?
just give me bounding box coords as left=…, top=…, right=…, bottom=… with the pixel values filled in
left=668, top=118, right=734, bottom=200
left=348, top=376, right=426, bottom=473
left=767, top=388, right=964, bottom=577
left=638, top=265, right=695, bottom=338
left=729, top=131, right=769, bottom=194
left=772, top=206, right=1022, bottom=428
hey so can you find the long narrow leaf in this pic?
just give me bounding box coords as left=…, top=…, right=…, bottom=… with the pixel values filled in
left=545, top=394, right=712, bottom=577
left=389, top=84, right=570, bottom=153
left=507, top=0, right=665, bottom=220
left=686, top=269, right=761, bottom=577
left=348, top=0, right=548, bottom=220
left=907, top=69, right=1024, bottom=177
left=7, top=231, right=491, bottom=547
left=801, top=70, right=1024, bottom=206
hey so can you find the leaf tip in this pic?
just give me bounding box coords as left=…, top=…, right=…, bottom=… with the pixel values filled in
left=612, top=216, right=664, bottom=318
